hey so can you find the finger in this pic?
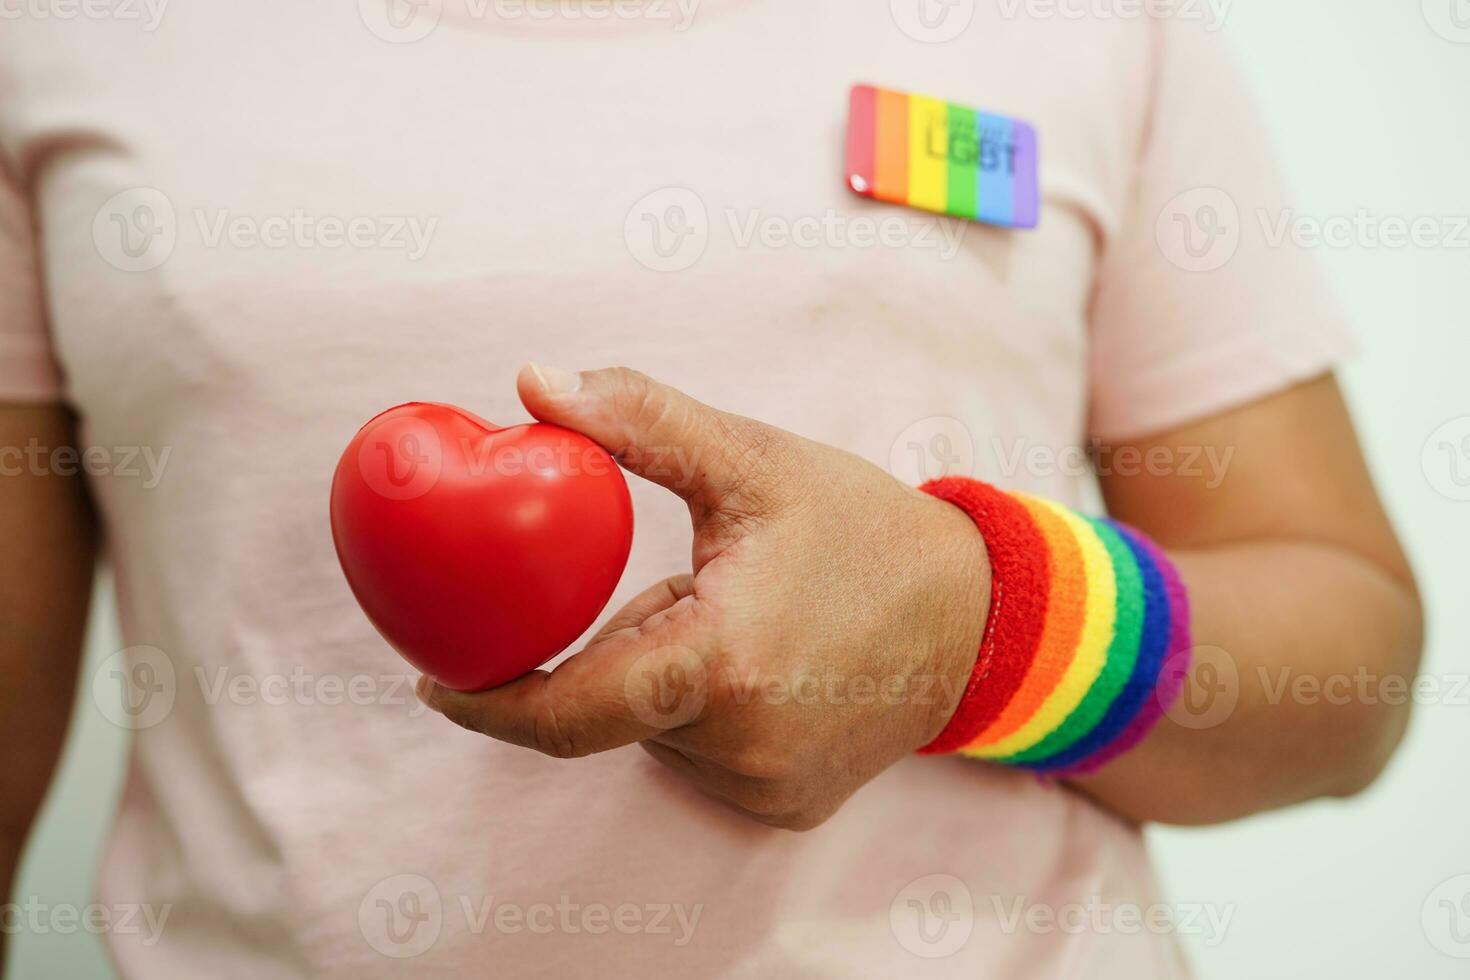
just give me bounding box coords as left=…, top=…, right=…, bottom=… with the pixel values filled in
left=640, top=741, right=764, bottom=814
left=639, top=742, right=796, bottom=827
left=639, top=741, right=738, bottom=802
left=416, top=610, right=714, bottom=758
left=516, top=363, right=787, bottom=511
left=640, top=740, right=707, bottom=782
left=589, top=573, right=696, bottom=644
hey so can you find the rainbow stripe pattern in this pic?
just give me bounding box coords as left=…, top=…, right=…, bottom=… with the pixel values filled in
left=845, top=84, right=1039, bottom=229
left=919, top=478, right=1192, bottom=775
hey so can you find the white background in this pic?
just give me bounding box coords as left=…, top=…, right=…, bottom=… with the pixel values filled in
left=10, top=1, right=1470, bottom=977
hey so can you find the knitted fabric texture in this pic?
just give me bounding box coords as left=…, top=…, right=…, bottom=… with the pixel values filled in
left=918, top=478, right=1192, bottom=773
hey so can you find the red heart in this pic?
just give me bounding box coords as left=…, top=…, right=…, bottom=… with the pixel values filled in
left=330, top=402, right=633, bottom=691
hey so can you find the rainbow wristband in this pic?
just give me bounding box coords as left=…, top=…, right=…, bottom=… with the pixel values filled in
left=919, top=478, right=1192, bottom=775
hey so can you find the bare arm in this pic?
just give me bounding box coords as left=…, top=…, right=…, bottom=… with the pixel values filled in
left=0, top=404, right=97, bottom=967
left=1073, top=374, right=1423, bottom=825
left=409, top=366, right=1422, bottom=833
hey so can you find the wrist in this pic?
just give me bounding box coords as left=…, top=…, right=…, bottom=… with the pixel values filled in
left=914, top=477, right=1192, bottom=774
left=918, top=492, right=991, bottom=746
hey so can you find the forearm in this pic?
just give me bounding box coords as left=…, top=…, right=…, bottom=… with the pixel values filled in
left=1070, top=539, right=1422, bottom=825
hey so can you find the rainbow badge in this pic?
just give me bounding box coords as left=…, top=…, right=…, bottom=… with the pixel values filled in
left=845, top=84, right=1039, bottom=230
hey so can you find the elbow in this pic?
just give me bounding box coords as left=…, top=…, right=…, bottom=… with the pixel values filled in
left=1327, top=578, right=1426, bottom=800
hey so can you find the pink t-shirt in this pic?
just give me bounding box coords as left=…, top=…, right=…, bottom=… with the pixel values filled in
left=1, top=4, right=1349, bottom=977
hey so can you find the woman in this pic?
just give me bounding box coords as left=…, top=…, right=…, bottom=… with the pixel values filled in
left=0, top=3, right=1421, bottom=977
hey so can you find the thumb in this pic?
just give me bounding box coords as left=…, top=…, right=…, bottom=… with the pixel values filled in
left=416, top=609, right=716, bottom=759
left=517, top=363, right=779, bottom=509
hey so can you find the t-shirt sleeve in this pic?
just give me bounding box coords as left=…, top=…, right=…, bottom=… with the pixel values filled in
left=1087, top=21, right=1355, bottom=442
left=0, top=160, right=64, bottom=403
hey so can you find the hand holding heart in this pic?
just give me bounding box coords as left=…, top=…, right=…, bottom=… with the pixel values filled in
left=418, top=365, right=991, bottom=832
